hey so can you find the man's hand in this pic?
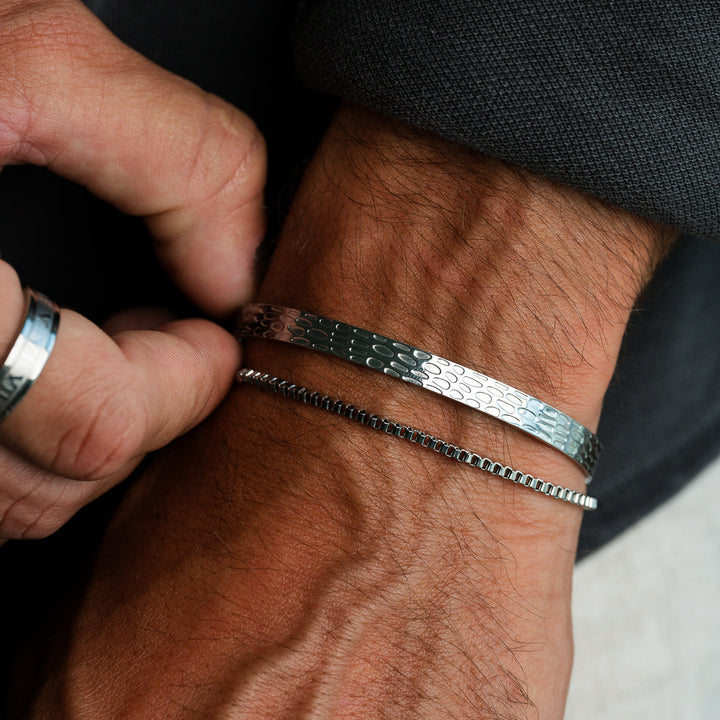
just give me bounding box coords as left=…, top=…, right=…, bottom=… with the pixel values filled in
left=0, top=0, right=265, bottom=540
left=18, top=105, right=674, bottom=718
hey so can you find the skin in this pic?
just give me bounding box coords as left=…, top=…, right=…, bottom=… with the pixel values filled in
left=17, top=106, right=675, bottom=719
left=0, top=0, right=264, bottom=542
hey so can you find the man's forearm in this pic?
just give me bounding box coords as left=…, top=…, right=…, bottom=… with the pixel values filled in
left=22, top=105, right=675, bottom=719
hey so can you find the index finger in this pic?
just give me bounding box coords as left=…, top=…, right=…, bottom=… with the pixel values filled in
left=0, top=0, right=266, bottom=314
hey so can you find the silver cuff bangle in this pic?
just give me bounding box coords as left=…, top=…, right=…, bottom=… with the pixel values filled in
left=237, top=303, right=601, bottom=479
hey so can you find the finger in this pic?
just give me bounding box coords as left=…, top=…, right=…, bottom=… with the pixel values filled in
left=102, top=307, right=178, bottom=335
left=0, top=0, right=266, bottom=313
left=0, top=445, right=141, bottom=540
left=0, top=303, right=241, bottom=481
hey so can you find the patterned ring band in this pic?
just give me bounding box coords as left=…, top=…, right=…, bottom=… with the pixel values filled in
left=0, top=288, right=60, bottom=423
left=237, top=303, right=601, bottom=479
left=237, top=368, right=598, bottom=511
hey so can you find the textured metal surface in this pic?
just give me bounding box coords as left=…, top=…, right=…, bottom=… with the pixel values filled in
left=0, top=289, right=60, bottom=422
left=238, top=368, right=598, bottom=511
left=237, top=303, right=601, bottom=478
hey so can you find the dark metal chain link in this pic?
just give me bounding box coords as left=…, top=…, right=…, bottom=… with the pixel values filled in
left=237, top=368, right=598, bottom=511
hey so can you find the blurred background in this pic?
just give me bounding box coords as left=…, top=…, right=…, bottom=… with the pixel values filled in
left=567, top=454, right=720, bottom=718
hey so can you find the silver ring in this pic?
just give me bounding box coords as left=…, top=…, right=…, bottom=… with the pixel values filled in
left=0, top=288, right=60, bottom=423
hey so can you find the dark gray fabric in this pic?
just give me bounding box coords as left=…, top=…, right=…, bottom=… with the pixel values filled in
left=295, top=1, right=720, bottom=241
left=579, top=233, right=720, bottom=556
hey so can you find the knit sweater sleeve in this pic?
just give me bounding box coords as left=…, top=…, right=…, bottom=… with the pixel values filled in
left=295, top=1, right=720, bottom=240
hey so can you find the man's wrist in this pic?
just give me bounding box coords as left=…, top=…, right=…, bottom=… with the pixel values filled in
left=244, top=103, right=675, bottom=504
left=227, top=104, right=675, bottom=716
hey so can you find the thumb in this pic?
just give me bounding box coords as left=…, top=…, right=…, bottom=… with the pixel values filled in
left=0, top=300, right=241, bottom=481
left=0, top=0, right=266, bottom=314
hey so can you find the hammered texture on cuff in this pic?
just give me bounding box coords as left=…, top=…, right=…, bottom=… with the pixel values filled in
left=237, top=303, right=601, bottom=478
left=238, top=368, right=597, bottom=511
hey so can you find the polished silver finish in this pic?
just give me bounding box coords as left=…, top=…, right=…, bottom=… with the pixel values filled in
left=237, top=303, right=601, bottom=478
left=0, top=289, right=60, bottom=422
left=238, top=368, right=598, bottom=511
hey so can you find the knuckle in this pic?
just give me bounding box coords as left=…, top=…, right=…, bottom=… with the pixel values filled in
left=17, top=506, right=71, bottom=539
left=50, top=390, right=145, bottom=481
left=192, top=93, right=267, bottom=205
left=220, top=103, right=267, bottom=178
left=0, top=490, right=76, bottom=540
